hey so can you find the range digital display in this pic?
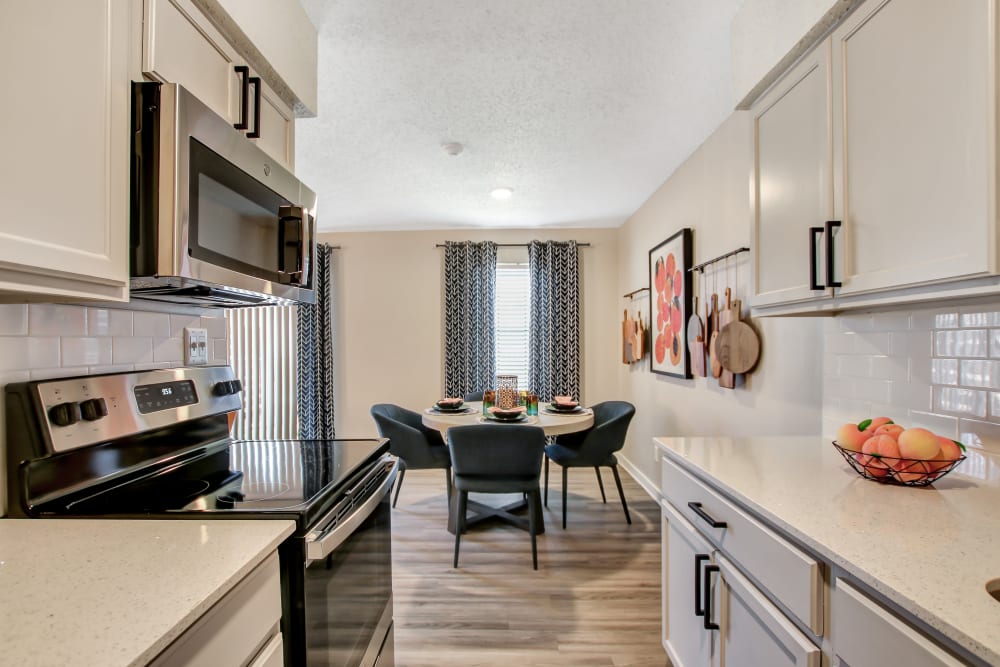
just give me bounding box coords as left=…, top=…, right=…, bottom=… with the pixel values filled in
left=134, top=380, right=198, bottom=414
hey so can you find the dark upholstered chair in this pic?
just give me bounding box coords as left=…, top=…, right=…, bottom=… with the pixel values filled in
left=544, top=401, right=635, bottom=529
left=463, top=391, right=484, bottom=402
left=447, top=424, right=546, bottom=569
left=370, top=404, right=452, bottom=507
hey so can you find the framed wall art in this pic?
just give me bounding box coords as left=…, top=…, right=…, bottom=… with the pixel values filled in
left=649, top=228, right=692, bottom=378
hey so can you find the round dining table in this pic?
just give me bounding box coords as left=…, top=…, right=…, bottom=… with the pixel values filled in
left=421, top=401, right=594, bottom=436
left=421, top=401, right=594, bottom=536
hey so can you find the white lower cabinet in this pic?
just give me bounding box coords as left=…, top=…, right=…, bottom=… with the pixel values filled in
left=150, top=552, right=283, bottom=667
left=831, top=578, right=967, bottom=667
left=661, top=499, right=819, bottom=667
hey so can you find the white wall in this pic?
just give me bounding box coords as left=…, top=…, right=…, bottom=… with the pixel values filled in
left=615, top=111, right=824, bottom=491
left=317, top=228, right=619, bottom=438
left=0, top=303, right=229, bottom=515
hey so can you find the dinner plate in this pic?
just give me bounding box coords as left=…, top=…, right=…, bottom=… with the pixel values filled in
left=428, top=406, right=475, bottom=415
left=546, top=404, right=583, bottom=414
left=483, top=413, right=527, bottom=423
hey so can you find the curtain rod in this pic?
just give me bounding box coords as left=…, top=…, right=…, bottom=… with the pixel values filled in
left=435, top=242, right=592, bottom=248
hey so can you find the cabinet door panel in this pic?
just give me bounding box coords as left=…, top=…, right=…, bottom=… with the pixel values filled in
left=752, top=44, right=833, bottom=308
left=252, top=79, right=295, bottom=171
left=0, top=0, right=129, bottom=299
left=662, top=500, right=714, bottom=667
left=833, top=0, right=993, bottom=294
left=145, top=0, right=239, bottom=124
left=717, top=555, right=820, bottom=667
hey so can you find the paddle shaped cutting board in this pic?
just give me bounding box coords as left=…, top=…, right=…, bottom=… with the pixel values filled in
left=718, top=302, right=761, bottom=374
left=718, top=291, right=736, bottom=389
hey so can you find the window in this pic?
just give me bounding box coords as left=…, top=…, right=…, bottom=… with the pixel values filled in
left=494, top=250, right=530, bottom=388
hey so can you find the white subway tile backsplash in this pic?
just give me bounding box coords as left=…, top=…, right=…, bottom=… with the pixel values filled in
left=88, top=364, right=134, bottom=374
left=838, top=314, right=874, bottom=332
left=61, top=337, right=112, bottom=367
left=825, top=332, right=856, bottom=355
left=934, top=313, right=959, bottom=329
left=957, top=419, right=1000, bottom=454
left=29, top=305, right=87, bottom=336
left=935, top=330, right=987, bottom=358
left=133, top=312, right=171, bottom=337
left=113, top=337, right=153, bottom=364
left=837, top=355, right=871, bottom=378
left=88, top=308, right=132, bottom=337
left=876, top=312, right=911, bottom=331
left=0, top=305, right=28, bottom=335
left=30, top=366, right=89, bottom=381
left=854, top=378, right=891, bottom=403
left=909, top=311, right=942, bottom=330
left=960, top=311, right=1000, bottom=328
left=201, top=316, right=227, bottom=338
left=169, top=314, right=201, bottom=338
left=212, top=339, right=228, bottom=363
left=152, top=338, right=184, bottom=363
left=990, top=330, right=1000, bottom=358
left=960, top=360, right=1000, bottom=388
left=853, top=332, right=891, bottom=356
left=870, top=356, right=908, bottom=382
left=890, top=331, right=932, bottom=358
left=930, top=358, right=958, bottom=385
left=934, top=386, right=987, bottom=418
left=134, top=361, right=175, bottom=371
left=889, top=381, right=932, bottom=411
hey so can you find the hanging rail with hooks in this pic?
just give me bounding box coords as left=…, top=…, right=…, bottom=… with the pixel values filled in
left=623, top=287, right=649, bottom=299
left=688, top=247, right=750, bottom=273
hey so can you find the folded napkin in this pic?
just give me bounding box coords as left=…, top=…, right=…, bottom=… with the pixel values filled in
left=488, top=405, right=526, bottom=415
left=436, top=397, right=464, bottom=408
left=553, top=395, right=579, bottom=408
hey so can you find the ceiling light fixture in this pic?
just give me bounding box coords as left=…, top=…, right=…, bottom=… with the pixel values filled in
left=441, top=141, right=464, bottom=156
left=491, top=187, right=514, bottom=200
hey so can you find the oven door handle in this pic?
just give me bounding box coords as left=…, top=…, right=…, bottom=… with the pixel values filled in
left=304, top=456, right=399, bottom=563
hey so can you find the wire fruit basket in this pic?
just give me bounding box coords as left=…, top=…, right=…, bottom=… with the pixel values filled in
left=832, top=441, right=966, bottom=487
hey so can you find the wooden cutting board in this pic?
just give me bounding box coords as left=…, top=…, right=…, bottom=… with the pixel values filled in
left=633, top=311, right=646, bottom=362
left=710, top=290, right=728, bottom=379
left=717, top=289, right=735, bottom=386
left=622, top=310, right=633, bottom=364
left=718, top=304, right=761, bottom=374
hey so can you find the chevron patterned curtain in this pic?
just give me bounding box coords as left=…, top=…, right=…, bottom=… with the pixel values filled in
left=528, top=240, right=581, bottom=402
left=297, top=243, right=335, bottom=439
left=444, top=241, right=497, bottom=397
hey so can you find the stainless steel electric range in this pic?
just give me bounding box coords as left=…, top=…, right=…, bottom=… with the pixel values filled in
left=4, top=366, right=396, bottom=667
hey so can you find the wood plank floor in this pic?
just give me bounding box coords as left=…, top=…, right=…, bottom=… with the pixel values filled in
left=390, top=467, right=666, bottom=667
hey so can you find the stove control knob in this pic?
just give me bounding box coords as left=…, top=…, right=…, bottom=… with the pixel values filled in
left=230, top=379, right=243, bottom=393
left=213, top=381, right=234, bottom=396
left=48, top=402, right=82, bottom=427
left=80, top=397, right=109, bottom=421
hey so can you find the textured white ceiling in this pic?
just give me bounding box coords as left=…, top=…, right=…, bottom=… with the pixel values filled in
left=296, top=1, right=744, bottom=232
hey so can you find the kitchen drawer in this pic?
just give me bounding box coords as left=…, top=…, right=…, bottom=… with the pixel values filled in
left=662, top=456, right=823, bottom=635
left=150, top=552, right=282, bottom=666
left=831, top=578, right=966, bottom=667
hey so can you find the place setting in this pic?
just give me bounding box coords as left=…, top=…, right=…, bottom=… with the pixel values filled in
left=543, top=395, right=592, bottom=416
left=478, top=404, right=539, bottom=425
left=424, top=397, right=476, bottom=415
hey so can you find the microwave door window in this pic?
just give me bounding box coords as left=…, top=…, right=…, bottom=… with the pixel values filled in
left=188, top=139, right=288, bottom=282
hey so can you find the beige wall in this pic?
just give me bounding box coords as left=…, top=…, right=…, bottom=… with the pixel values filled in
left=615, top=111, right=824, bottom=491
left=318, top=227, right=620, bottom=438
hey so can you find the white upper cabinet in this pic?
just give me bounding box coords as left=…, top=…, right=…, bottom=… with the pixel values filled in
left=0, top=0, right=131, bottom=302
left=751, top=43, right=833, bottom=308
left=751, top=0, right=999, bottom=314
left=143, top=0, right=297, bottom=171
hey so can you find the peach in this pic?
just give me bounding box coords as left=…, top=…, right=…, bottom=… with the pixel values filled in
left=859, top=436, right=890, bottom=476
left=894, top=459, right=932, bottom=483
left=873, top=434, right=902, bottom=460
left=927, top=437, right=963, bottom=472
left=867, top=416, right=895, bottom=431
left=897, top=428, right=941, bottom=461
left=874, top=423, right=904, bottom=439
left=836, top=423, right=869, bottom=451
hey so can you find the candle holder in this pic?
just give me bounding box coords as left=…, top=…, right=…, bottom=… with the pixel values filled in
left=496, top=374, right=519, bottom=409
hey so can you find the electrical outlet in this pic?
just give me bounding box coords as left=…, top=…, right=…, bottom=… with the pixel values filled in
left=185, top=327, right=209, bottom=365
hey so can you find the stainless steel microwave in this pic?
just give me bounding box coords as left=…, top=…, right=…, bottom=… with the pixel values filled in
left=130, top=82, right=317, bottom=307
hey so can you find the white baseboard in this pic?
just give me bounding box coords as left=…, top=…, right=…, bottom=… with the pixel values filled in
left=618, top=454, right=660, bottom=503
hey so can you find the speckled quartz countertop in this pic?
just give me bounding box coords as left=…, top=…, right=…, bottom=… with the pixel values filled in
left=0, top=519, right=294, bottom=666
left=654, top=436, right=1000, bottom=666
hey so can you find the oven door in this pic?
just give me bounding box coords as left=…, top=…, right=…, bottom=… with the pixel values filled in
left=301, top=457, right=398, bottom=667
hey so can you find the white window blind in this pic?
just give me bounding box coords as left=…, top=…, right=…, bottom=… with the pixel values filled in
left=495, top=259, right=530, bottom=389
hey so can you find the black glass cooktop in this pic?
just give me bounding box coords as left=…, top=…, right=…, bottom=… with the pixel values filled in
left=34, top=439, right=388, bottom=531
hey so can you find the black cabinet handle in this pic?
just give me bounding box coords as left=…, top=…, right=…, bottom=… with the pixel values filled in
left=247, top=76, right=262, bottom=139
left=825, top=220, right=842, bottom=288
left=703, top=564, right=720, bottom=630
left=688, top=501, right=727, bottom=529
left=694, top=554, right=710, bottom=617
left=809, top=226, right=825, bottom=290
left=234, top=65, right=249, bottom=130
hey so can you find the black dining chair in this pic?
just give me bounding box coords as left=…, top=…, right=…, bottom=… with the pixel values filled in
left=544, top=401, right=636, bottom=529
left=370, top=404, right=452, bottom=507
left=447, top=424, right=546, bottom=570
left=463, top=391, right=484, bottom=402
